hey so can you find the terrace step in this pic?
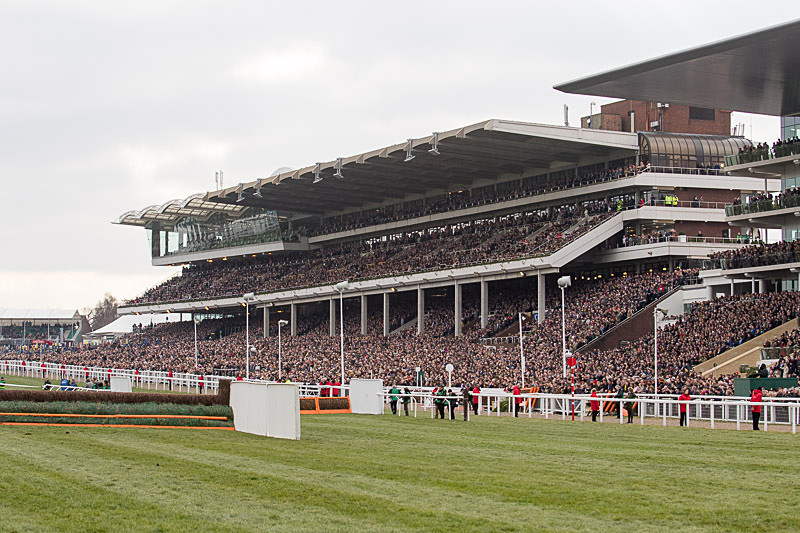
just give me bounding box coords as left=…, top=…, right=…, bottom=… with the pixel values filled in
left=694, top=318, right=798, bottom=378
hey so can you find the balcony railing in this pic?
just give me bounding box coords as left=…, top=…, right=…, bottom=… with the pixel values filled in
left=726, top=193, right=800, bottom=217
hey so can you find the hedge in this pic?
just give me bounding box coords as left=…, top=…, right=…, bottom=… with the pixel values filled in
left=0, top=415, right=233, bottom=427
left=318, top=397, right=350, bottom=411
left=0, top=389, right=224, bottom=405
left=0, top=400, right=232, bottom=418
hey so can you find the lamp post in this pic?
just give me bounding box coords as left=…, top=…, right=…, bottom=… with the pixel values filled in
left=334, top=280, right=351, bottom=395
left=654, top=308, right=668, bottom=396
left=446, top=363, right=454, bottom=390
left=243, top=292, right=255, bottom=379
left=277, top=319, right=288, bottom=380
left=193, top=315, right=200, bottom=369
left=557, top=276, right=571, bottom=378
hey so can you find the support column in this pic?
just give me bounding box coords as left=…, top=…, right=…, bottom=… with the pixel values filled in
left=730, top=280, right=735, bottom=296
left=759, top=279, right=767, bottom=294
left=751, top=278, right=756, bottom=293
left=480, top=279, right=489, bottom=329
left=537, top=273, right=546, bottom=325
left=360, top=294, right=368, bottom=335
left=290, top=303, right=297, bottom=336
left=263, top=306, right=270, bottom=338
left=454, top=282, right=462, bottom=337
left=417, top=286, right=425, bottom=336
left=383, top=292, right=390, bottom=337
left=329, top=298, right=336, bottom=337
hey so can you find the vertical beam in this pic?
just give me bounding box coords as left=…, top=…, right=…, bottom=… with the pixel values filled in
left=537, top=273, right=546, bottom=325
left=730, top=279, right=735, bottom=296
left=480, top=279, right=489, bottom=329
left=360, top=294, right=368, bottom=335
left=751, top=278, right=756, bottom=293
left=264, top=306, right=270, bottom=338
left=759, top=279, right=767, bottom=294
left=329, top=298, right=336, bottom=337
left=290, top=303, right=297, bottom=336
left=417, top=286, right=425, bottom=335
left=454, top=281, right=462, bottom=337
left=383, top=292, right=390, bottom=337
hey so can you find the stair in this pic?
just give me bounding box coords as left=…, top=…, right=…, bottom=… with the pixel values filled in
left=694, top=318, right=798, bottom=378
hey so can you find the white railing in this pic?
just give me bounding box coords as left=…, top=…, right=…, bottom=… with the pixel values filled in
left=0, top=359, right=353, bottom=397
left=377, top=390, right=800, bottom=433
left=0, top=360, right=219, bottom=394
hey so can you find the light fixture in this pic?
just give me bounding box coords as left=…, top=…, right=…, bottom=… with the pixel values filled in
left=253, top=179, right=263, bottom=198
left=236, top=184, right=244, bottom=202
left=404, top=139, right=415, bottom=162
left=428, top=132, right=440, bottom=155
left=313, top=162, right=322, bottom=184
left=333, top=158, right=344, bottom=179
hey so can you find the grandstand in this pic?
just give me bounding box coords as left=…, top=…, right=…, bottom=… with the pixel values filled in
left=0, top=309, right=85, bottom=347
left=13, top=19, right=800, bottom=398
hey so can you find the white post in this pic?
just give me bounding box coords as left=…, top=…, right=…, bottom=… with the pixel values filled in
left=654, top=310, right=658, bottom=396
left=519, top=313, right=525, bottom=388
left=339, top=287, right=345, bottom=393
left=278, top=321, right=283, bottom=380
left=245, top=300, right=250, bottom=380
left=561, top=286, right=567, bottom=378
left=193, top=315, right=199, bottom=369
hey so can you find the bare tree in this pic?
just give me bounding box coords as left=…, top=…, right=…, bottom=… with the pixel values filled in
left=90, top=293, right=118, bottom=330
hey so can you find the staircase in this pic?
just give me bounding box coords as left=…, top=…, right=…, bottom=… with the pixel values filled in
left=694, top=318, right=798, bottom=378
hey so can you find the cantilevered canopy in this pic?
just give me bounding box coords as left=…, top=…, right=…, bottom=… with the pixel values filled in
left=204, top=119, right=637, bottom=217
left=639, top=132, right=751, bottom=168
left=116, top=193, right=250, bottom=228
left=555, top=19, right=800, bottom=117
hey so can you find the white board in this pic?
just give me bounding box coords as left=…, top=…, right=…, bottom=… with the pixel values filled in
left=229, top=381, right=300, bottom=440
left=110, top=376, right=132, bottom=393
left=350, top=379, right=384, bottom=414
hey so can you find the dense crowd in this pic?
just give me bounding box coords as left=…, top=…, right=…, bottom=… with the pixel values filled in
left=736, top=136, right=800, bottom=163
left=11, top=269, right=792, bottom=398
left=307, top=162, right=641, bottom=236
left=706, top=240, right=800, bottom=270
left=129, top=200, right=624, bottom=305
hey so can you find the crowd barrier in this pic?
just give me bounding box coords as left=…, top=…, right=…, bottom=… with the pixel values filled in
left=378, top=390, right=800, bottom=433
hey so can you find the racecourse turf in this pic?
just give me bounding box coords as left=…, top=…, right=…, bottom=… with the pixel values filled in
left=0, top=411, right=796, bottom=532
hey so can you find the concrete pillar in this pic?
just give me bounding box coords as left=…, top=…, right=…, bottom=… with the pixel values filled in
left=383, top=292, right=390, bottom=337
left=329, top=298, right=336, bottom=337
left=454, top=282, right=462, bottom=337
left=263, top=306, right=270, bottom=338
left=480, top=279, right=489, bottom=329
left=537, top=273, right=546, bottom=325
left=751, top=278, right=756, bottom=293
left=759, top=279, right=767, bottom=294
left=730, top=280, right=735, bottom=296
left=417, top=286, right=425, bottom=335
left=290, top=303, right=297, bottom=336
left=360, top=294, right=368, bottom=335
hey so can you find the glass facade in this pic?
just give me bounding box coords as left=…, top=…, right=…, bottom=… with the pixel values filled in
left=638, top=132, right=750, bottom=168
left=782, top=116, right=800, bottom=140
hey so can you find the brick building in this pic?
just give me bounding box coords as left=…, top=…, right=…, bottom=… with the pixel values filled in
left=581, top=100, right=731, bottom=136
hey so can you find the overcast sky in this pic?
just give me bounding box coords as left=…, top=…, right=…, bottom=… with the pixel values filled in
left=0, top=1, right=792, bottom=311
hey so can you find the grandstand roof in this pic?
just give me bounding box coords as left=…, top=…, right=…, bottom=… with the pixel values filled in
left=116, top=193, right=250, bottom=228
left=0, top=309, right=81, bottom=323
left=554, top=18, right=800, bottom=117
left=203, top=119, right=637, bottom=216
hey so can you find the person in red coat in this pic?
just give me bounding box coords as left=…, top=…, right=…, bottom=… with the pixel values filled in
left=472, top=385, right=481, bottom=415
left=751, top=387, right=763, bottom=431
left=512, top=385, right=522, bottom=417
left=679, top=389, right=691, bottom=427
left=332, top=381, right=340, bottom=397
left=590, top=388, right=600, bottom=422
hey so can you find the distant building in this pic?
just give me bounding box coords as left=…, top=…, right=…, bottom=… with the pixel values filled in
left=581, top=100, right=731, bottom=136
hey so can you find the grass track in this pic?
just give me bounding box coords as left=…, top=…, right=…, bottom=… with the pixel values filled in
left=0, top=413, right=797, bottom=532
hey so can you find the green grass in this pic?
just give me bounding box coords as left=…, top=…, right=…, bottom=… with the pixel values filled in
left=0, top=413, right=797, bottom=532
